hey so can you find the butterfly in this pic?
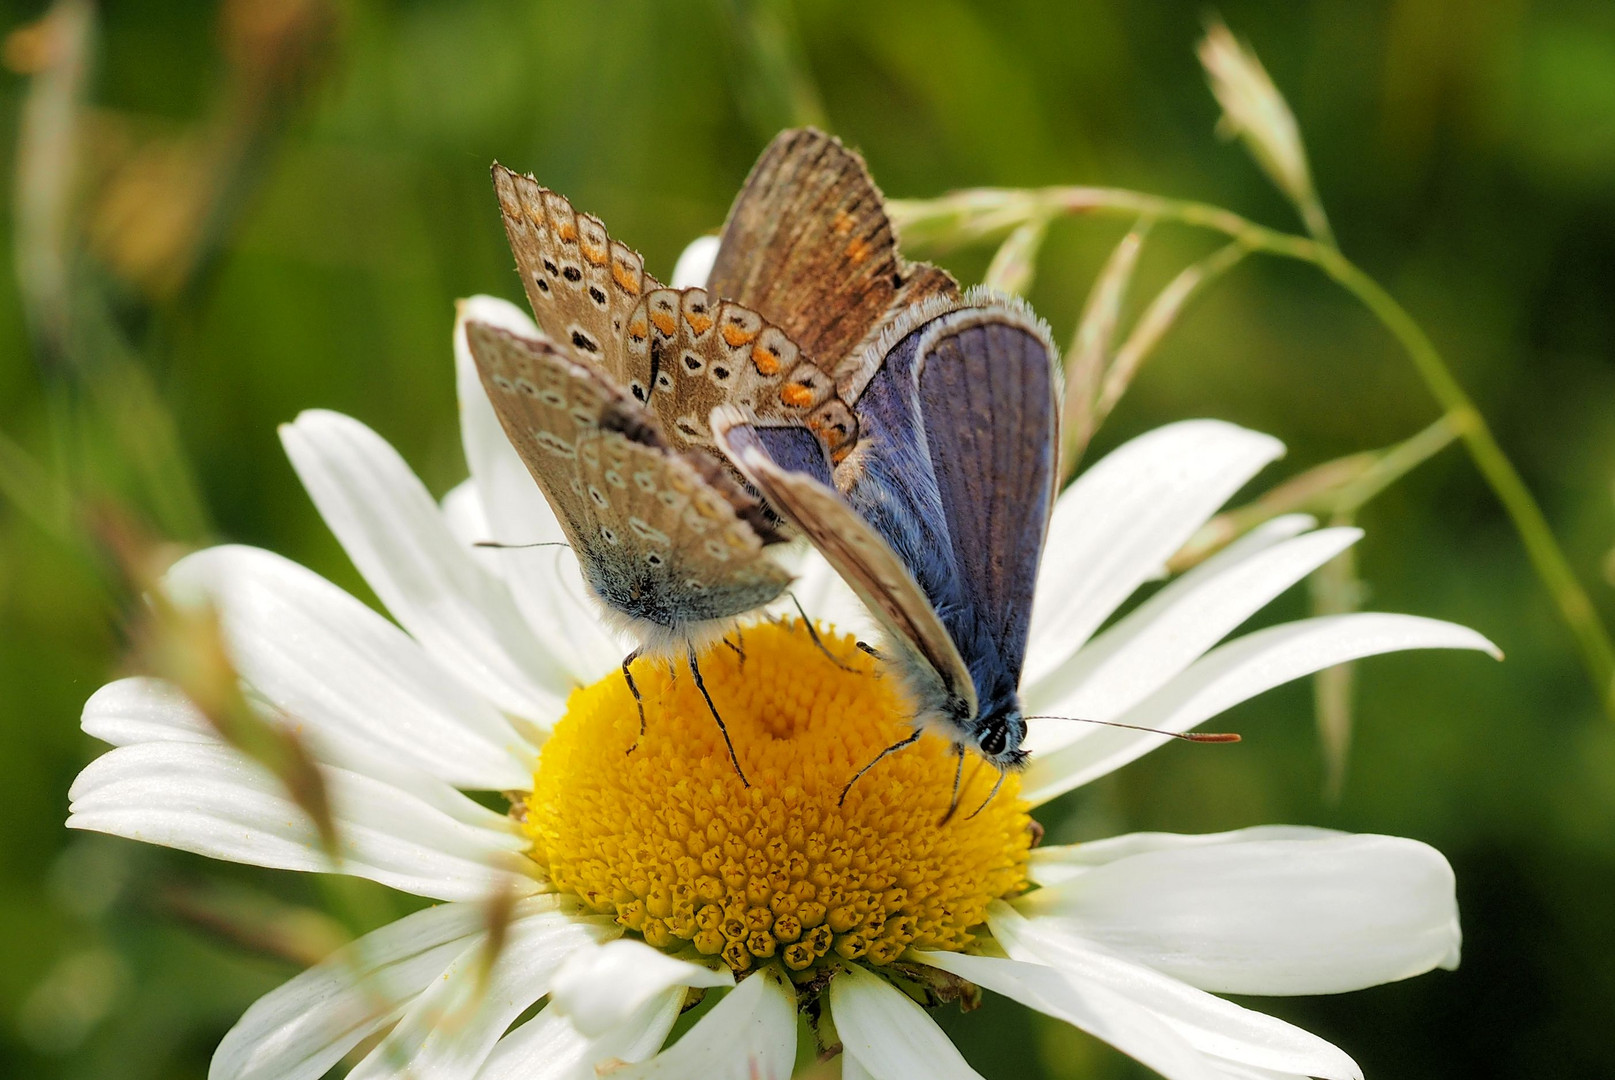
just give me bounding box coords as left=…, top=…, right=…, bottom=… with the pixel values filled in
left=715, top=291, right=1059, bottom=815
left=464, top=165, right=863, bottom=783
left=712, top=132, right=1233, bottom=808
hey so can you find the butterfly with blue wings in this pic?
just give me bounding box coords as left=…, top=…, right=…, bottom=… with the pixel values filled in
left=715, top=289, right=1061, bottom=809
left=685, top=129, right=1059, bottom=809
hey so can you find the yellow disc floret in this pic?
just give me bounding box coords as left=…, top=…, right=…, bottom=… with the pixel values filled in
left=524, top=620, right=1032, bottom=976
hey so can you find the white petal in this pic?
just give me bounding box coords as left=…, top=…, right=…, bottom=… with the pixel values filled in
left=1025, top=421, right=1285, bottom=685
left=1027, top=825, right=1341, bottom=886
left=168, top=545, right=538, bottom=791
left=784, top=543, right=880, bottom=640
left=211, top=899, right=492, bottom=1080
left=68, top=742, right=540, bottom=901
left=829, top=964, right=983, bottom=1080
left=82, top=677, right=213, bottom=746
left=477, top=989, right=682, bottom=1080
left=281, top=409, right=570, bottom=718
left=349, top=903, right=613, bottom=1080
left=1024, top=520, right=1357, bottom=752
left=1016, top=833, right=1461, bottom=995
left=550, top=937, right=731, bottom=1038
left=454, top=298, right=626, bottom=682
left=442, top=478, right=504, bottom=570
left=670, top=235, right=720, bottom=289
left=988, top=902, right=1362, bottom=1079
left=82, top=672, right=518, bottom=834
left=1021, top=613, right=1500, bottom=805
left=913, top=949, right=1218, bottom=1080
left=611, top=966, right=797, bottom=1080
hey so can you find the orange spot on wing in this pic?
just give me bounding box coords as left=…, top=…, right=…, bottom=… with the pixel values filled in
left=628, top=317, right=649, bottom=341
left=751, top=346, right=782, bottom=376
left=844, top=237, right=871, bottom=264
left=581, top=240, right=608, bottom=264
left=831, top=209, right=856, bottom=235
left=651, top=311, right=678, bottom=336
left=613, top=263, right=641, bottom=295
left=780, top=383, right=815, bottom=408
left=684, top=311, right=715, bottom=335
left=556, top=221, right=579, bottom=243
left=722, top=323, right=759, bottom=348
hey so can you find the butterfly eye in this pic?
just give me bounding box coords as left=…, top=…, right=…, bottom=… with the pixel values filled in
left=979, top=717, right=1009, bottom=757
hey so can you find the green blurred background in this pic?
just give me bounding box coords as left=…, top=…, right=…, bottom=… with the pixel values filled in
left=3, top=0, right=1615, bottom=1076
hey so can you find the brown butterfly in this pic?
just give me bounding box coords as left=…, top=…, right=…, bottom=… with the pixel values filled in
left=465, top=164, right=860, bottom=783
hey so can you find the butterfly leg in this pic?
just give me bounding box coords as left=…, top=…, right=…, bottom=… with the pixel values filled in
left=621, top=647, right=646, bottom=752
left=838, top=727, right=924, bottom=806
left=723, top=629, right=747, bottom=668
left=965, top=768, right=1008, bottom=821
left=688, top=645, right=750, bottom=788
left=938, top=745, right=967, bottom=826
left=854, top=641, right=886, bottom=676
left=788, top=592, right=858, bottom=673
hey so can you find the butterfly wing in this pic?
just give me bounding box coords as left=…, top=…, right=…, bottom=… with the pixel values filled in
left=910, top=296, right=1059, bottom=704
left=492, top=165, right=659, bottom=385
left=622, top=286, right=859, bottom=465
left=466, top=322, right=791, bottom=646
left=714, top=407, right=977, bottom=720
left=707, top=127, right=958, bottom=401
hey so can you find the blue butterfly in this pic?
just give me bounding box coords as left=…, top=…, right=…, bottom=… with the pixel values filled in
left=716, top=287, right=1061, bottom=804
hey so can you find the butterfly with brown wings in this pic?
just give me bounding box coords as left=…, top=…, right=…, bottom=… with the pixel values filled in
left=464, top=129, right=953, bottom=784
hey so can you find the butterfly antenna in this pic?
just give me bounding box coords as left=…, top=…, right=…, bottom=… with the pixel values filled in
left=965, top=768, right=1008, bottom=821
left=1022, top=716, right=1241, bottom=743
left=473, top=540, right=572, bottom=550
left=689, top=646, right=750, bottom=788
left=788, top=592, right=858, bottom=673
left=621, top=647, right=646, bottom=753
left=838, top=728, right=923, bottom=806
left=938, top=746, right=967, bottom=826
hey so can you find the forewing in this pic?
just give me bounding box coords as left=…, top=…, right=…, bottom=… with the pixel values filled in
left=623, top=286, right=859, bottom=465
left=714, top=408, right=976, bottom=715
left=492, top=164, right=660, bottom=384
left=706, top=128, right=958, bottom=399
left=465, top=323, right=790, bottom=635
left=913, top=300, right=1059, bottom=682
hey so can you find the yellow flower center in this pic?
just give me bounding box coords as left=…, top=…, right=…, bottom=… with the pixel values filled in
left=524, top=620, right=1031, bottom=976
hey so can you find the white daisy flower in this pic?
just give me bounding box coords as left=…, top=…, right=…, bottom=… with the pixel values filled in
left=66, top=292, right=1496, bottom=1080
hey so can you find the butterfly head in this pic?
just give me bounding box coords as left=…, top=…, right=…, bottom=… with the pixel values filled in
left=969, top=690, right=1030, bottom=772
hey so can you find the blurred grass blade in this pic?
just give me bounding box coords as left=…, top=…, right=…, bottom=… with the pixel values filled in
left=1198, top=19, right=1332, bottom=245
left=888, top=189, right=1046, bottom=253
left=0, top=427, right=72, bottom=541
left=472, top=878, right=519, bottom=1004
left=983, top=216, right=1050, bottom=298
left=95, top=507, right=340, bottom=861
left=1169, top=413, right=1462, bottom=573
left=158, top=878, right=350, bottom=967
left=1168, top=450, right=1378, bottom=573
left=9, top=0, right=93, bottom=368
left=714, top=0, right=827, bottom=140
left=1061, top=219, right=1150, bottom=478
left=1311, top=537, right=1361, bottom=802
left=1093, top=240, right=1248, bottom=426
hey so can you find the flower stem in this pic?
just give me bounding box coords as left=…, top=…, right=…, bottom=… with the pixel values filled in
left=891, top=187, right=1615, bottom=717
